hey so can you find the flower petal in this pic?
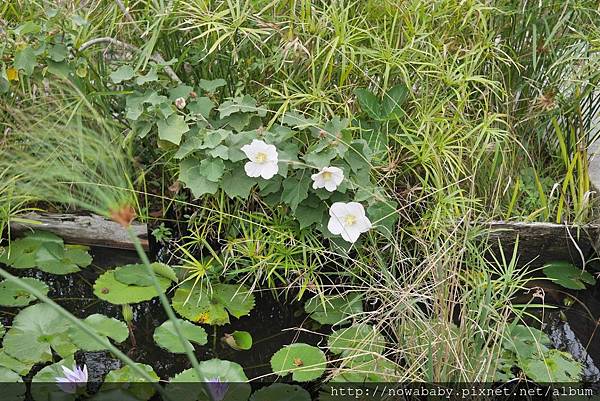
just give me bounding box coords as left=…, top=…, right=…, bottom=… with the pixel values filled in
left=329, top=202, right=349, bottom=217
left=259, top=162, right=278, bottom=179
left=327, top=215, right=345, bottom=235
left=346, top=202, right=366, bottom=218
left=244, top=161, right=263, bottom=177
left=340, top=226, right=362, bottom=243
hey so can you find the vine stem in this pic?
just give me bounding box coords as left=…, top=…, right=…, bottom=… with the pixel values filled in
left=0, top=267, right=172, bottom=401
left=127, top=227, right=215, bottom=401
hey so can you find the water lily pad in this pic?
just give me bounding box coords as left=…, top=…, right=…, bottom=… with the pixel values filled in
left=522, top=349, right=582, bottom=382
left=68, top=314, right=129, bottom=351
left=101, top=363, right=159, bottom=401
left=0, top=277, right=49, bottom=307
left=3, top=303, right=75, bottom=364
left=172, top=283, right=255, bottom=325
left=0, top=232, right=91, bottom=274
left=331, top=356, right=399, bottom=382
left=153, top=319, right=208, bottom=353
left=304, top=293, right=363, bottom=325
left=0, top=348, right=35, bottom=375
left=93, top=265, right=173, bottom=305
left=31, top=356, right=77, bottom=401
left=0, top=322, right=4, bottom=339
left=250, top=384, right=310, bottom=401
left=328, top=324, right=386, bottom=359
left=223, top=331, right=252, bottom=351
left=114, top=263, right=177, bottom=286
left=167, top=359, right=250, bottom=401
left=270, top=343, right=327, bottom=382
left=543, top=261, right=596, bottom=290
left=0, top=366, right=25, bottom=401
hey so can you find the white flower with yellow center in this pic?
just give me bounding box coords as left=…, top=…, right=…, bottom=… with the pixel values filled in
left=327, top=202, right=372, bottom=243
left=311, top=166, right=344, bottom=192
left=241, top=139, right=279, bottom=179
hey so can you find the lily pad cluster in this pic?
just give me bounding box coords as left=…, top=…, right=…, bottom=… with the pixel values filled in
left=0, top=231, right=92, bottom=274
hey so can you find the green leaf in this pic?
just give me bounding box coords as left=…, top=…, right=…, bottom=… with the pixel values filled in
left=522, top=349, right=582, bottom=382
left=153, top=319, right=208, bottom=353
left=0, top=348, right=35, bottom=376
left=295, top=201, right=324, bottom=230
left=303, top=148, right=337, bottom=169
left=167, top=359, right=250, bottom=401
left=3, top=304, right=74, bottom=364
left=223, top=331, right=252, bottom=351
left=279, top=111, right=317, bottom=129
left=169, top=85, right=194, bottom=101
left=503, top=324, right=550, bottom=360
left=367, top=200, right=398, bottom=237
left=93, top=265, right=173, bottom=305
left=281, top=175, right=310, bottom=211
left=250, top=384, right=310, bottom=401
left=382, top=84, right=409, bottom=118
left=158, top=114, right=189, bottom=145
left=110, top=65, right=135, bottom=83
left=172, top=282, right=255, bottom=325
left=219, top=112, right=252, bottom=131
left=198, top=78, right=227, bottom=93
left=543, top=261, right=596, bottom=290
left=114, top=264, right=154, bottom=286
left=0, top=366, right=24, bottom=401
left=200, top=129, right=230, bottom=149
left=328, top=324, right=386, bottom=359
left=68, top=314, right=128, bottom=351
left=188, top=97, right=215, bottom=119
left=222, top=170, right=256, bottom=199
left=101, top=363, right=159, bottom=401
left=209, top=145, right=230, bottom=160
left=0, top=277, right=49, bottom=307
left=179, top=158, right=219, bottom=198
left=0, top=231, right=63, bottom=269
left=344, top=139, right=372, bottom=173
left=136, top=68, right=158, bottom=85
left=200, top=158, right=225, bottom=182
left=14, top=46, right=36, bottom=75
left=218, top=95, right=266, bottom=119
left=354, top=88, right=381, bottom=119
left=330, top=356, right=399, bottom=382
left=37, top=245, right=92, bottom=275
left=304, top=293, right=363, bottom=326
left=48, top=44, right=68, bottom=62
left=270, top=343, right=327, bottom=382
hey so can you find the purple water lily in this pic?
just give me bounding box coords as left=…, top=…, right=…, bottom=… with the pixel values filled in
left=55, top=364, right=88, bottom=394
left=206, top=377, right=229, bottom=401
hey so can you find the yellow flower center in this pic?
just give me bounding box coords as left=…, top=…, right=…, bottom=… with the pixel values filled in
left=321, top=171, right=333, bottom=181
left=256, top=152, right=267, bottom=163
left=344, top=214, right=357, bottom=226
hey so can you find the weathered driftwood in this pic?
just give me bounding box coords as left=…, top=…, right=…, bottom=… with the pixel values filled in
left=486, top=221, right=600, bottom=268
left=10, top=212, right=148, bottom=250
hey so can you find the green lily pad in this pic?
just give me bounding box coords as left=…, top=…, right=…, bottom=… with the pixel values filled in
left=0, top=232, right=91, bottom=274
left=223, top=331, right=252, bottom=351
left=543, top=261, right=596, bottom=290
left=250, top=384, right=311, bottom=401
left=3, top=303, right=75, bottom=364
left=503, top=324, right=550, bottom=360
left=328, top=324, right=386, bottom=359
left=68, top=314, right=129, bottom=351
left=0, top=277, right=49, bottom=307
left=522, top=349, right=582, bottom=382
left=172, top=283, right=255, bottom=325
left=114, top=263, right=177, bottom=286
left=304, top=293, right=363, bottom=325
left=331, top=356, right=399, bottom=382
left=31, top=356, right=77, bottom=401
left=0, top=322, right=4, bottom=339
left=101, top=363, right=159, bottom=401
left=93, top=265, right=173, bottom=305
left=270, top=343, right=327, bottom=382
left=153, top=319, right=208, bottom=353
left=0, top=348, right=35, bottom=375
left=167, top=359, right=250, bottom=401
left=0, top=366, right=25, bottom=401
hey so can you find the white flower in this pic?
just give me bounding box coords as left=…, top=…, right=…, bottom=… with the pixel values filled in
left=55, top=364, right=88, bottom=394
left=241, top=139, right=279, bottom=179
left=311, top=166, right=344, bottom=192
left=327, top=202, right=372, bottom=243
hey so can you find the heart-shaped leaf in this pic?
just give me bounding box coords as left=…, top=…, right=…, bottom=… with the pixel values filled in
left=0, top=277, right=49, bottom=307
left=153, top=319, right=208, bottom=353
left=94, top=264, right=174, bottom=305
left=543, top=261, right=596, bottom=290
left=270, top=343, right=327, bottom=382
left=68, top=314, right=129, bottom=351
left=223, top=331, right=252, bottom=351
left=100, top=363, right=159, bottom=401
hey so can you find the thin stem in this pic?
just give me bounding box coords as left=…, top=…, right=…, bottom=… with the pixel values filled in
left=0, top=267, right=172, bottom=401
left=127, top=227, right=215, bottom=401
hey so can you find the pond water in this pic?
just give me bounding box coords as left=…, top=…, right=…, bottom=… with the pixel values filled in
left=0, top=246, right=325, bottom=391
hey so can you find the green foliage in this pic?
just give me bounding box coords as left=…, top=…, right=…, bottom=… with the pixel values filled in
left=223, top=331, right=253, bottom=351
left=304, top=293, right=363, bottom=326
left=328, top=324, right=386, bottom=360
left=0, top=277, right=48, bottom=307
left=171, top=282, right=255, bottom=325
left=270, top=343, right=327, bottom=382
left=93, top=264, right=175, bottom=305
left=153, top=319, right=208, bottom=353
left=31, top=356, right=78, bottom=401
left=543, top=261, right=596, bottom=290
left=0, top=231, right=92, bottom=274
left=250, top=384, right=310, bottom=401
left=68, top=314, right=129, bottom=352
left=100, top=363, right=160, bottom=401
